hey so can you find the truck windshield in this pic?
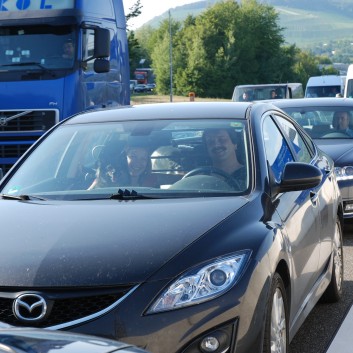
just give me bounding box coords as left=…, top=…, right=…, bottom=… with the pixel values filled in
left=0, top=25, right=75, bottom=73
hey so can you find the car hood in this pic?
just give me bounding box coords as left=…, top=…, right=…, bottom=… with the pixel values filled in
left=0, top=197, right=248, bottom=287
left=316, top=139, right=353, bottom=166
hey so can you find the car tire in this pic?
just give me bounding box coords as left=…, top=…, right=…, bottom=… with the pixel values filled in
left=320, top=219, right=343, bottom=303
left=263, top=273, right=288, bottom=353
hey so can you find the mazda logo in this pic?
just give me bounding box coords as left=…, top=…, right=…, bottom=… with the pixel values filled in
left=13, top=293, right=47, bottom=322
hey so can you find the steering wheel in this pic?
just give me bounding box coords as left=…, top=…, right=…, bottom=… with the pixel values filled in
left=182, top=167, right=240, bottom=189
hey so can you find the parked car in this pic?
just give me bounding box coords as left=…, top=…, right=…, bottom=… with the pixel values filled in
left=0, top=102, right=343, bottom=353
left=0, top=325, right=150, bottom=353
left=146, top=83, right=156, bottom=91
left=270, top=97, right=353, bottom=222
left=133, top=84, right=148, bottom=93
left=146, top=83, right=156, bottom=92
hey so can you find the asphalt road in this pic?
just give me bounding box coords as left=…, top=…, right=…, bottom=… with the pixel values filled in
left=289, top=223, right=353, bottom=353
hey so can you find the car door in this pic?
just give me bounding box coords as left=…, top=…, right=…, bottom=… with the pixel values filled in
left=309, top=144, right=337, bottom=273
left=262, top=114, right=322, bottom=328
left=275, top=115, right=336, bottom=275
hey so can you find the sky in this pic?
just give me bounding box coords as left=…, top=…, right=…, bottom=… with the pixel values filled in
left=123, top=0, right=201, bottom=29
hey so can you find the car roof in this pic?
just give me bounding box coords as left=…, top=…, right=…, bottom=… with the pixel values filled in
left=264, top=97, right=353, bottom=109
left=64, top=102, right=259, bottom=125
left=307, top=75, right=343, bottom=84
left=235, top=83, right=300, bottom=88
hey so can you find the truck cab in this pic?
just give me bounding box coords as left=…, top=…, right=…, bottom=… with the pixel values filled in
left=0, top=0, right=130, bottom=174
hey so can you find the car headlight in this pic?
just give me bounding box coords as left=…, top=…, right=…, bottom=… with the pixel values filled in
left=147, top=251, right=251, bottom=314
left=335, top=166, right=353, bottom=180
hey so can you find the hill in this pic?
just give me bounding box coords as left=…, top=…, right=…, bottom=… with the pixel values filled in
left=138, top=0, right=353, bottom=48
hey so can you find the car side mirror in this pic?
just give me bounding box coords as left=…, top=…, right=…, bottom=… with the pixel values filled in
left=273, top=162, right=322, bottom=196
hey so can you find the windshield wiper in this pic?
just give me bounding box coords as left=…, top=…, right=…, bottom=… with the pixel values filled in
left=109, top=189, right=160, bottom=200
left=0, top=194, right=47, bottom=201
left=1, top=62, right=55, bottom=76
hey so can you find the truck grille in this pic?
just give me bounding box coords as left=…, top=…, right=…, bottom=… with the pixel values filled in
left=0, top=109, right=58, bottom=174
left=0, top=110, right=57, bottom=132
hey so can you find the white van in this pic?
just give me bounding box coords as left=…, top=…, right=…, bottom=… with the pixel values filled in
left=344, top=65, right=353, bottom=98
left=305, top=75, right=345, bottom=98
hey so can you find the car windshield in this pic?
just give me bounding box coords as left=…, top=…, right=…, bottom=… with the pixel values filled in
left=283, top=106, right=353, bottom=139
left=0, top=119, right=251, bottom=200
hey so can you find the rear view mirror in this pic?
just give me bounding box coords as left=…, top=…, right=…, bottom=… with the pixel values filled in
left=94, top=59, right=110, bottom=73
left=94, top=28, right=110, bottom=58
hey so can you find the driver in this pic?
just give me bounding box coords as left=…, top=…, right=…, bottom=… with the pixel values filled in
left=332, top=111, right=353, bottom=137
left=62, top=39, right=74, bottom=59
left=203, top=128, right=246, bottom=189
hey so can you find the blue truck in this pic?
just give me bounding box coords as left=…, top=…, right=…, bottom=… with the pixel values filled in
left=0, top=0, right=130, bottom=176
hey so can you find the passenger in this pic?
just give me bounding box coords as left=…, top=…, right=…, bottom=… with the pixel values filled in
left=123, top=145, right=159, bottom=186
left=203, top=128, right=246, bottom=189
left=241, top=91, right=250, bottom=102
left=328, top=87, right=339, bottom=97
left=270, top=89, right=277, bottom=99
left=332, top=111, right=353, bottom=136
left=88, top=140, right=159, bottom=189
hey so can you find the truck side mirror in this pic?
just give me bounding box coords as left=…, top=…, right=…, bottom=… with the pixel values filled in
left=94, top=28, right=110, bottom=58
left=94, top=59, right=110, bottom=73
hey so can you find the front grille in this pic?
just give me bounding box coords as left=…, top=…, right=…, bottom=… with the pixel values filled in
left=0, top=286, right=134, bottom=328
left=0, top=109, right=58, bottom=173
left=0, top=163, right=15, bottom=175
left=0, top=110, right=57, bottom=132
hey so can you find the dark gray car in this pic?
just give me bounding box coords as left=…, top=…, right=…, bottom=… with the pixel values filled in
left=0, top=102, right=343, bottom=353
left=270, top=97, right=353, bottom=222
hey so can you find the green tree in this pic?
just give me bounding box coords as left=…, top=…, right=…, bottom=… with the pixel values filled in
left=125, top=0, right=143, bottom=77
left=173, top=0, right=241, bottom=97
left=292, top=50, right=321, bottom=89
left=135, top=0, right=332, bottom=98
left=230, top=0, right=291, bottom=88
left=125, top=0, right=142, bottom=28
left=147, top=19, right=181, bottom=94
left=157, top=0, right=288, bottom=98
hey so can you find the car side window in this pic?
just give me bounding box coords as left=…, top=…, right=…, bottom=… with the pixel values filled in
left=274, top=115, right=313, bottom=164
left=263, top=116, right=294, bottom=183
